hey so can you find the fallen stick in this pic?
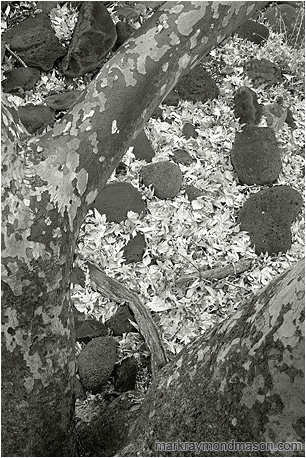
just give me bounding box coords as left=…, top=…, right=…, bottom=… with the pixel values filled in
left=87, top=262, right=169, bottom=377
left=179, top=259, right=253, bottom=283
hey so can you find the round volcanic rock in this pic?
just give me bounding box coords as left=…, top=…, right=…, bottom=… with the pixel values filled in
left=18, top=104, right=54, bottom=134
left=185, top=185, right=203, bottom=202
left=233, top=86, right=262, bottom=125
left=172, top=149, right=194, bottom=166
left=113, top=356, right=138, bottom=392
left=175, top=64, right=219, bottom=103
left=182, top=123, right=198, bottom=139
left=244, top=58, right=283, bottom=87
left=140, top=161, right=182, bottom=199
left=238, top=185, right=303, bottom=255
left=93, top=182, right=146, bottom=223
left=78, top=336, right=117, bottom=392
left=131, top=130, right=155, bottom=162
left=231, top=127, right=282, bottom=185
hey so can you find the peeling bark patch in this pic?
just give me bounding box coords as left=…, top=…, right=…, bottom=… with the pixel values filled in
left=176, top=5, right=206, bottom=36
left=126, top=28, right=170, bottom=75
left=240, top=374, right=265, bottom=408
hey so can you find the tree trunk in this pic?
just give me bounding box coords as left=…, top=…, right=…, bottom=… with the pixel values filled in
left=2, top=2, right=268, bottom=456
left=119, top=259, right=305, bottom=457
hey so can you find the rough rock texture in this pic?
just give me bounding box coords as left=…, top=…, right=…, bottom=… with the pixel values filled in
left=231, top=127, right=282, bottom=185
left=174, top=64, right=219, bottom=103
left=264, top=3, right=305, bottom=47
left=122, top=233, right=146, bottom=264
left=75, top=319, right=108, bottom=344
left=44, top=90, right=82, bottom=111
left=2, top=13, right=66, bottom=71
left=2, top=67, right=40, bottom=93
left=235, top=20, right=269, bottom=45
left=185, top=185, right=203, bottom=201
left=182, top=122, right=198, bottom=139
left=75, top=376, right=86, bottom=401
left=285, top=107, right=296, bottom=129
left=140, top=161, right=183, bottom=199
left=105, top=305, right=136, bottom=336
left=61, top=2, right=117, bottom=77
left=75, top=391, right=143, bottom=456
left=238, top=185, right=303, bottom=255
left=131, top=130, right=155, bottom=162
left=244, top=58, right=283, bottom=87
left=18, top=104, right=54, bottom=134
left=171, top=149, right=194, bottom=166
left=163, top=89, right=182, bottom=106
left=113, top=356, right=138, bottom=392
left=234, top=86, right=262, bottom=125
left=113, top=21, right=135, bottom=51
left=93, top=182, right=146, bottom=223
left=78, top=336, right=117, bottom=392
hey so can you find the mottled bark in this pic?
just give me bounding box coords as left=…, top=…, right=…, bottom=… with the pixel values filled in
left=119, top=259, right=305, bottom=457
left=2, top=2, right=267, bottom=456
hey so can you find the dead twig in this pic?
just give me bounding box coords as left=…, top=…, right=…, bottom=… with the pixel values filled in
left=4, top=44, right=27, bottom=67
left=87, top=262, right=169, bottom=377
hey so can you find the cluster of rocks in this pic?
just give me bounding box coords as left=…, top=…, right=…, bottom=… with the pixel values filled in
left=232, top=81, right=302, bottom=254
left=74, top=303, right=138, bottom=395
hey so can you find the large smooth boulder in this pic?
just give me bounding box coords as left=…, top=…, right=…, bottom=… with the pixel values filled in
left=238, top=185, right=303, bottom=255
left=231, top=127, right=282, bottom=185
left=18, top=104, right=54, bottom=134
left=140, top=161, right=183, bottom=199
left=61, top=2, right=117, bottom=77
left=2, top=13, right=66, bottom=71
left=78, top=336, right=117, bottom=392
left=2, top=67, right=40, bottom=93
left=93, top=182, right=146, bottom=223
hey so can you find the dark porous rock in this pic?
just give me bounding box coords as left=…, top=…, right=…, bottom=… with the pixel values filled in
left=264, top=3, right=305, bottom=47
left=172, top=149, right=194, bottom=166
left=234, top=86, right=262, bottom=125
left=140, top=161, right=183, bottom=199
left=75, top=391, right=143, bottom=456
left=182, top=122, right=198, bottom=139
left=122, top=233, right=146, bottom=264
left=163, top=89, right=182, bottom=106
left=44, top=90, right=82, bottom=111
left=2, top=67, right=40, bottom=93
left=36, top=1, right=58, bottom=13
left=185, top=185, right=203, bottom=202
left=106, top=305, right=136, bottom=336
left=175, top=65, right=219, bottom=103
left=113, top=356, right=138, bottom=392
left=235, top=20, right=269, bottom=45
left=78, top=336, right=117, bottom=392
left=285, top=108, right=296, bottom=129
left=113, top=21, right=135, bottom=51
left=18, top=104, right=54, bottom=134
left=244, top=59, right=283, bottom=88
left=115, top=161, right=127, bottom=177
left=2, top=13, right=66, bottom=71
left=231, top=127, right=281, bottom=185
left=61, top=2, right=116, bottom=78
left=238, top=185, right=303, bottom=255
left=76, top=319, right=108, bottom=344
left=131, top=130, right=155, bottom=162
left=93, top=182, right=146, bottom=223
